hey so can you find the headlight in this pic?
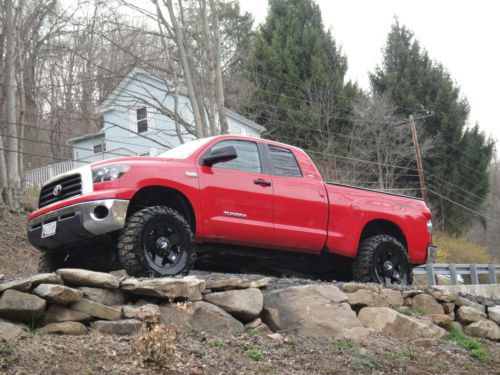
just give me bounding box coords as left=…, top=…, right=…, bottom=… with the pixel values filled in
left=92, top=164, right=130, bottom=183
left=427, top=220, right=433, bottom=233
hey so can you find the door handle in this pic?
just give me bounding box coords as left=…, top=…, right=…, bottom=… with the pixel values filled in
left=254, top=179, right=272, bottom=187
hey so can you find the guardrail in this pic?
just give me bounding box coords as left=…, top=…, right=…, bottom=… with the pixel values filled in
left=414, top=263, right=500, bottom=285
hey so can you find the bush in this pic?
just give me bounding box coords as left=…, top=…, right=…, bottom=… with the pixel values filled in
left=433, top=232, right=491, bottom=264
left=445, top=328, right=491, bottom=363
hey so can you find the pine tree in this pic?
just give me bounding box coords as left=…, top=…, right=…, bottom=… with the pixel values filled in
left=248, top=0, right=360, bottom=151
left=370, top=21, right=494, bottom=233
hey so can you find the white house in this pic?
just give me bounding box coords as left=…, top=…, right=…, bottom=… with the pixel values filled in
left=68, top=68, right=264, bottom=160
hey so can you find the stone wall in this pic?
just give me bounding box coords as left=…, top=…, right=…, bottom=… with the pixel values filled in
left=0, top=270, right=499, bottom=342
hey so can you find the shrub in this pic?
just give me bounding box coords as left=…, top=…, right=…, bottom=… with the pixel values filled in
left=350, top=351, right=381, bottom=369
left=134, top=302, right=190, bottom=368
left=330, top=339, right=358, bottom=350
left=434, top=232, right=491, bottom=264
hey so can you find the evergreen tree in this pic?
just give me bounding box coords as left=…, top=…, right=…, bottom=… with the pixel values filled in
left=370, top=21, right=494, bottom=233
left=248, top=0, right=360, bottom=152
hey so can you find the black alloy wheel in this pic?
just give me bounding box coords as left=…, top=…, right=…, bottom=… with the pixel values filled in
left=118, top=206, right=195, bottom=277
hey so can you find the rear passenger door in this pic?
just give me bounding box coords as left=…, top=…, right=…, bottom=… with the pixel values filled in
left=266, top=144, right=328, bottom=252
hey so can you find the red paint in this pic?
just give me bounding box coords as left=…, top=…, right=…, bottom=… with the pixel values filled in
left=28, top=135, right=432, bottom=265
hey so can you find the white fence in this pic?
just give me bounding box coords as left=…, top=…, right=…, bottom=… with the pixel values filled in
left=24, top=147, right=136, bottom=187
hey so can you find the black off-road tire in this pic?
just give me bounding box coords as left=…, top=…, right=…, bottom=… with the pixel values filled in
left=352, top=234, right=413, bottom=285
left=117, top=206, right=196, bottom=277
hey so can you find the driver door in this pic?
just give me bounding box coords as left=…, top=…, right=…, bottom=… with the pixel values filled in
left=197, top=139, right=274, bottom=247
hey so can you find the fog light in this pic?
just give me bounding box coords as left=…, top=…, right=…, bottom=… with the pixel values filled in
left=93, top=205, right=109, bottom=220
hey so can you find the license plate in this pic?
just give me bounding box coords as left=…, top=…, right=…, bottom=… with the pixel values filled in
left=41, top=221, right=57, bottom=238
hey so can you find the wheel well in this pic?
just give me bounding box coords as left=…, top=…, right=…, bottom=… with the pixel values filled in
left=127, top=186, right=196, bottom=233
left=359, top=220, right=407, bottom=250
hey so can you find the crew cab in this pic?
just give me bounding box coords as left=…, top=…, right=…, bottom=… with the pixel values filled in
left=27, top=135, right=435, bottom=284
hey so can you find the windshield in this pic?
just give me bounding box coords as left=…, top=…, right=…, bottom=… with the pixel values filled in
left=158, top=137, right=214, bottom=159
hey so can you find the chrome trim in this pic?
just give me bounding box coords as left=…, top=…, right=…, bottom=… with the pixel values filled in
left=29, top=199, right=129, bottom=236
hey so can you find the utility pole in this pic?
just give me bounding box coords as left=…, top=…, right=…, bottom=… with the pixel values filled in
left=409, top=115, right=428, bottom=203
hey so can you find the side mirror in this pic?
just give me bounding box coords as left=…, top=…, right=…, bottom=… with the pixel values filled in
left=202, top=145, right=237, bottom=166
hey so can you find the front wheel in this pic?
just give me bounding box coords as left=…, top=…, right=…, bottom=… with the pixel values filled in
left=117, top=206, right=196, bottom=277
left=352, top=234, right=413, bottom=285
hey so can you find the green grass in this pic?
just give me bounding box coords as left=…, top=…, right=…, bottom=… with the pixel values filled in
left=243, top=327, right=258, bottom=336
left=392, top=347, right=417, bottom=361
left=245, top=347, right=264, bottom=361
left=285, top=338, right=299, bottom=346
left=350, top=352, right=381, bottom=369
left=395, top=306, right=427, bottom=316
left=211, top=338, right=226, bottom=349
left=330, top=339, right=358, bottom=350
left=445, top=328, right=491, bottom=363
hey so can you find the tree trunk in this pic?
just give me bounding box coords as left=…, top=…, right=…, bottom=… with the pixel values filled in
left=201, top=0, right=217, bottom=136
left=4, top=0, right=18, bottom=207
left=163, top=0, right=206, bottom=138
left=209, top=0, right=228, bottom=134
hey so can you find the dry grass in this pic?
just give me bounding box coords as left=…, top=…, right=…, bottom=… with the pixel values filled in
left=134, top=302, right=190, bottom=369
left=434, top=232, right=491, bottom=264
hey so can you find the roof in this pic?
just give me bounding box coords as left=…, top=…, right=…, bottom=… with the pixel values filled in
left=67, top=129, right=104, bottom=145
left=95, top=68, right=265, bottom=133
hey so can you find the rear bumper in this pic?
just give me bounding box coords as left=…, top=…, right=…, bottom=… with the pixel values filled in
left=27, top=199, right=129, bottom=252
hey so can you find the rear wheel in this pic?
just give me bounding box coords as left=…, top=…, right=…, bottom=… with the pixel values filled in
left=353, top=234, right=413, bottom=285
left=117, top=206, right=195, bottom=277
left=38, top=252, right=64, bottom=273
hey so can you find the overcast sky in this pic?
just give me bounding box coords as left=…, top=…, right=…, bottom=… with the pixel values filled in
left=239, top=0, right=500, bottom=144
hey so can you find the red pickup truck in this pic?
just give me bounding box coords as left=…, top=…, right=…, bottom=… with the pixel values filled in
left=27, top=135, right=435, bottom=284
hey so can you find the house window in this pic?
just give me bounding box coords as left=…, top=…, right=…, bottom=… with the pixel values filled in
left=93, top=143, right=105, bottom=154
left=136, top=107, right=148, bottom=133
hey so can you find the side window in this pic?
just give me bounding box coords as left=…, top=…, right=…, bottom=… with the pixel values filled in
left=207, top=140, right=262, bottom=173
left=268, top=145, right=302, bottom=177
left=136, top=107, right=148, bottom=133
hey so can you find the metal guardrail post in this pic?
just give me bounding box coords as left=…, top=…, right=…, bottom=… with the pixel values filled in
left=470, top=264, right=479, bottom=284
left=426, top=263, right=435, bottom=285
left=449, top=264, right=458, bottom=285
left=488, top=264, right=497, bottom=284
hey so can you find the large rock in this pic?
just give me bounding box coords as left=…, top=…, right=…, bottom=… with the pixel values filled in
left=430, top=314, right=453, bottom=328
left=431, top=290, right=458, bottom=303
left=0, top=278, right=32, bottom=293
left=380, top=289, right=403, bottom=306
left=455, top=297, right=486, bottom=313
left=33, top=284, right=83, bottom=305
left=122, top=304, right=160, bottom=321
left=358, top=307, right=446, bottom=339
left=345, top=289, right=390, bottom=309
left=184, top=301, right=244, bottom=333
left=205, top=277, right=271, bottom=291
left=0, top=318, right=27, bottom=340
left=29, top=273, right=63, bottom=286
left=488, top=305, right=500, bottom=325
left=91, top=319, right=143, bottom=335
left=456, top=306, right=487, bottom=324
left=464, top=320, right=500, bottom=341
left=56, top=269, right=119, bottom=289
left=42, top=304, right=91, bottom=324
left=341, top=282, right=380, bottom=294
left=411, top=294, right=444, bottom=315
left=203, top=288, right=263, bottom=321
left=77, top=286, right=126, bottom=306
left=0, top=289, right=46, bottom=322
left=262, top=285, right=370, bottom=339
left=38, top=321, right=88, bottom=335
left=121, top=276, right=204, bottom=301
left=71, top=299, right=121, bottom=320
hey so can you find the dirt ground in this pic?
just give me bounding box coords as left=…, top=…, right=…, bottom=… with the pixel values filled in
left=1, top=329, right=499, bottom=375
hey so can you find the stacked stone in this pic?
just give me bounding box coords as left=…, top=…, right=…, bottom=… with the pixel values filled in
left=0, top=271, right=499, bottom=343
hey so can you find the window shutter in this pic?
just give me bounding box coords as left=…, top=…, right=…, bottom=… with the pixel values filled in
left=147, top=107, right=155, bottom=130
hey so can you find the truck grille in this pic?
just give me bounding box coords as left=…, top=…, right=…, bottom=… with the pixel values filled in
left=38, top=174, right=82, bottom=208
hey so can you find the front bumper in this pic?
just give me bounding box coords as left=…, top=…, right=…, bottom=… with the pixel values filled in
left=27, top=199, right=129, bottom=252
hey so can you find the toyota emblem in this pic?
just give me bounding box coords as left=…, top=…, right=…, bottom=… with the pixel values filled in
left=53, top=184, right=63, bottom=196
